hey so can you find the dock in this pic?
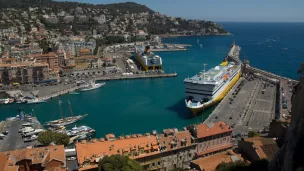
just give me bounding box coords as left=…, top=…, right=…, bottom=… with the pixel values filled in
left=93, top=73, right=177, bottom=81
left=0, top=116, right=44, bottom=151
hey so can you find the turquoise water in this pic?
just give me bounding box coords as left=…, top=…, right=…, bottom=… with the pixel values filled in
left=1, top=22, right=303, bottom=138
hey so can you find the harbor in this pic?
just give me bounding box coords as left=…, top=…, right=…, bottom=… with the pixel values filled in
left=0, top=31, right=301, bottom=142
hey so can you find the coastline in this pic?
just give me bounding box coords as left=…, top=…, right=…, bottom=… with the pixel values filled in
left=158, top=32, right=232, bottom=38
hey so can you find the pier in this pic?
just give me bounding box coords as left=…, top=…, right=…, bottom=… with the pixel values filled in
left=0, top=116, right=43, bottom=151
left=93, top=73, right=177, bottom=81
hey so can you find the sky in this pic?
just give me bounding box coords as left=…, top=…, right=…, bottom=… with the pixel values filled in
left=58, top=0, right=304, bottom=22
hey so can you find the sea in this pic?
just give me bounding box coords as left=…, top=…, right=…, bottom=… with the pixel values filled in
left=0, top=22, right=303, bottom=138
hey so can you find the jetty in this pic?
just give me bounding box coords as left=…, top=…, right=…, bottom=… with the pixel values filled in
left=94, top=73, right=177, bottom=81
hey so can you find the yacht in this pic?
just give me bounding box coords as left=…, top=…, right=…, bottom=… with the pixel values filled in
left=78, top=81, right=105, bottom=92
left=24, top=135, right=38, bottom=142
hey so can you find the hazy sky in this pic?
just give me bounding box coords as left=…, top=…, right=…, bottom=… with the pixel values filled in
left=58, top=0, right=304, bottom=22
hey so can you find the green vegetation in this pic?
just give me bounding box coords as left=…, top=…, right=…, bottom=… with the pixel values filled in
left=98, top=154, right=144, bottom=171
left=248, top=130, right=260, bottom=138
left=215, top=159, right=269, bottom=171
left=38, top=131, right=70, bottom=146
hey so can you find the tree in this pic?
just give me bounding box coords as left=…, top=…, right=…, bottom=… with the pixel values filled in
left=38, top=131, right=70, bottom=146
left=98, top=155, right=143, bottom=171
left=112, top=59, right=116, bottom=64
left=37, top=131, right=54, bottom=146
left=248, top=130, right=260, bottom=138
left=215, top=159, right=269, bottom=171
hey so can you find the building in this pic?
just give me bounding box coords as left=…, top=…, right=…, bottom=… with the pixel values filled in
left=73, top=56, right=102, bottom=70
left=156, top=129, right=197, bottom=171
left=75, top=134, right=161, bottom=171
left=187, top=122, right=233, bottom=157
left=190, top=150, right=243, bottom=171
left=26, top=53, right=59, bottom=72
left=56, top=50, right=67, bottom=67
left=0, top=62, right=49, bottom=84
left=79, top=48, right=92, bottom=56
left=238, top=137, right=279, bottom=162
left=0, top=145, right=66, bottom=171
left=94, top=15, right=106, bottom=24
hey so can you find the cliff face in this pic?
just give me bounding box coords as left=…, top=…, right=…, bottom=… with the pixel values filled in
left=270, top=76, right=304, bottom=171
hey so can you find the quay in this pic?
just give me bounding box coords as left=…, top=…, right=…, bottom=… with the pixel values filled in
left=0, top=116, right=43, bottom=151
left=126, top=48, right=188, bottom=53
left=202, top=43, right=295, bottom=141
left=93, top=73, right=177, bottom=81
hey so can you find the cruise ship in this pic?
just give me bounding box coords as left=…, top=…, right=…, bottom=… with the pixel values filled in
left=135, top=46, right=162, bottom=72
left=184, top=54, right=241, bottom=115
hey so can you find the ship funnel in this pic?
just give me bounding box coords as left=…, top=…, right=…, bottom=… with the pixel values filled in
left=144, top=46, right=150, bottom=55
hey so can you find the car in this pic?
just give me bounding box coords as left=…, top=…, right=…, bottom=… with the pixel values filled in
left=67, top=157, right=76, bottom=161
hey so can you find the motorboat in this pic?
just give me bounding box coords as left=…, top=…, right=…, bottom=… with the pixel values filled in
left=19, top=127, right=34, bottom=134
left=22, top=129, right=44, bottom=137
left=78, top=81, right=105, bottom=92
left=27, top=98, right=47, bottom=104
left=24, top=135, right=38, bottom=142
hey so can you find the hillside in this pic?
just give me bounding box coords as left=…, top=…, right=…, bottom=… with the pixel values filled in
left=0, top=0, right=229, bottom=37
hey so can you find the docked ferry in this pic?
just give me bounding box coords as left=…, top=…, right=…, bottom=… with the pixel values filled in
left=184, top=57, right=241, bottom=115
left=135, top=46, right=162, bottom=72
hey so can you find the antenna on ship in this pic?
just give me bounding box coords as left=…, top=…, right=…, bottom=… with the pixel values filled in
left=203, top=64, right=207, bottom=80
left=68, top=100, right=74, bottom=118
left=59, top=100, right=64, bottom=120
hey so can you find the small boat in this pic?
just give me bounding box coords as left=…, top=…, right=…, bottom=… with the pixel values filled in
left=78, top=81, right=105, bottom=92
left=27, top=98, right=47, bottom=104
left=46, top=100, right=88, bottom=127
left=4, top=98, right=9, bottom=104
left=69, top=91, right=80, bottom=95
left=22, top=122, right=35, bottom=127
left=75, top=134, right=87, bottom=141
left=20, top=127, right=35, bottom=134
left=9, top=98, right=14, bottom=103
left=22, top=129, right=44, bottom=137
left=24, top=135, right=38, bottom=142
left=66, top=125, right=96, bottom=137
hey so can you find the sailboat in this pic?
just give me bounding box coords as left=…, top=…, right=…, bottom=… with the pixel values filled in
left=46, top=100, right=88, bottom=127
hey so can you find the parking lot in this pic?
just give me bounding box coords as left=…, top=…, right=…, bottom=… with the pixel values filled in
left=204, top=74, right=277, bottom=137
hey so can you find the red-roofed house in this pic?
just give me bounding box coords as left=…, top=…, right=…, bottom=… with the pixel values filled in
left=187, top=122, right=233, bottom=157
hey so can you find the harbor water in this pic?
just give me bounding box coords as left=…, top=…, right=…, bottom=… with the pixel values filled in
left=0, top=22, right=303, bottom=138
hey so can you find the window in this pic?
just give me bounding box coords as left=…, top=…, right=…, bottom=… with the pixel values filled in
left=158, top=161, right=161, bottom=166
left=200, top=144, right=202, bottom=149
left=189, top=153, right=192, bottom=158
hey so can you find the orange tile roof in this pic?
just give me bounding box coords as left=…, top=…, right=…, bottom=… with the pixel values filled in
left=191, top=151, right=243, bottom=171
left=74, top=56, right=99, bottom=60
left=75, top=135, right=160, bottom=170
left=197, top=143, right=233, bottom=156
left=0, top=62, right=49, bottom=67
left=80, top=48, right=90, bottom=53
left=0, top=145, right=65, bottom=171
left=242, top=137, right=278, bottom=160
left=158, top=131, right=193, bottom=151
left=27, top=52, right=58, bottom=58
left=197, top=122, right=232, bottom=139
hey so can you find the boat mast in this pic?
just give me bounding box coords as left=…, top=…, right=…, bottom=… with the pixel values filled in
left=68, top=100, right=74, bottom=118
left=58, top=100, right=64, bottom=120
left=203, top=64, right=207, bottom=80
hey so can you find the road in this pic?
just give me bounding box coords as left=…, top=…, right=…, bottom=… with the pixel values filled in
left=204, top=74, right=276, bottom=136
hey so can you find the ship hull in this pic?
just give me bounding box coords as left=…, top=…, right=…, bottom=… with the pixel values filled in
left=186, top=71, right=241, bottom=116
